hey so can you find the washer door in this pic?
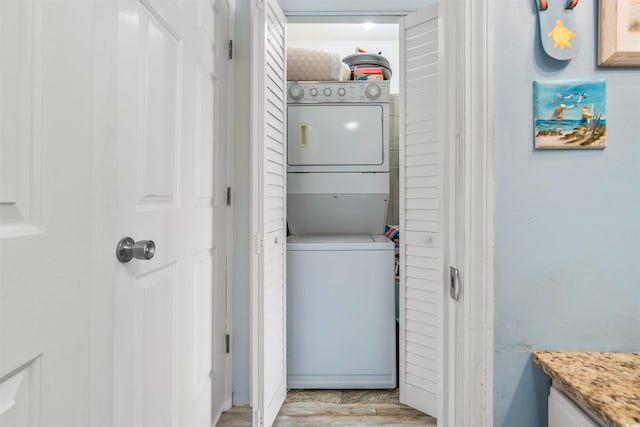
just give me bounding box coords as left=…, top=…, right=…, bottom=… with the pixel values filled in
left=287, top=104, right=386, bottom=172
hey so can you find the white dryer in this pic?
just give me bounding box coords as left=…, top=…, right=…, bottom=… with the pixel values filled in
left=286, top=81, right=390, bottom=235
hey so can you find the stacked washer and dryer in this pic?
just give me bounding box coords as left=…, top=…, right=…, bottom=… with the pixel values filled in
left=286, top=80, right=396, bottom=389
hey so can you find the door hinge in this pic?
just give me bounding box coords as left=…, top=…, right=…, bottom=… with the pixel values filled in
left=254, top=233, right=263, bottom=254
left=228, top=39, right=233, bottom=59
left=226, top=186, right=232, bottom=206
left=450, top=266, right=461, bottom=302
left=225, top=334, right=230, bottom=354
left=253, top=410, right=263, bottom=427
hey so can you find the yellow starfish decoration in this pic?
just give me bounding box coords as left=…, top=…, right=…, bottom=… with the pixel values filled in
left=548, top=19, right=576, bottom=50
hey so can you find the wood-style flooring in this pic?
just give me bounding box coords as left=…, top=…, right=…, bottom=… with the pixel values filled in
left=215, top=389, right=436, bottom=426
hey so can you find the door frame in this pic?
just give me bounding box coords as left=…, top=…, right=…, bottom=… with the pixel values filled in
left=246, top=1, right=496, bottom=425
left=441, top=0, right=495, bottom=425
left=249, top=0, right=262, bottom=414
left=223, top=0, right=237, bottom=414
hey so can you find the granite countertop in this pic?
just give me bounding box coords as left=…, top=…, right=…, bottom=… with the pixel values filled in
left=533, top=351, right=640, bottom=427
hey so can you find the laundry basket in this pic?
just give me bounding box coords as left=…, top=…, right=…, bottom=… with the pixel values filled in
left=343, top=52, right=393, bottom=80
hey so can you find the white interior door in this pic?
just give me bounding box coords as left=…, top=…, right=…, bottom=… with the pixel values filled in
left=111, top=0, right=228, bottom=426
left=0, top=0, right=96, bottom=425
left=250, top=0, right=287, bottom=425
left=399, top=4, right=442, bottom=418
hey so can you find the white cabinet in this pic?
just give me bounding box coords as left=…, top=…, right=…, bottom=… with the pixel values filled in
left=549, top=383, right=600, bottom=427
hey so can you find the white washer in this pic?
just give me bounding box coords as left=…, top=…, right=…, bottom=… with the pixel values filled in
left=286, top=234, right=396, bottom=389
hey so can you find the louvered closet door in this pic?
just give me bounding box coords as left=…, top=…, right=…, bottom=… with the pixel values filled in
left=399, top=4, right=441, bottom=417
left=251, top=0, right=287, bottom=425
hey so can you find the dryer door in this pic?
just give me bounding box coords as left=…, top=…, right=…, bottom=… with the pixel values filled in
left=287, top=104, right=387, bottom=172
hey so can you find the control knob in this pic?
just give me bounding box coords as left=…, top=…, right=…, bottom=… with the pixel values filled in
left=338, top=87, right=346, bottom=97
left=310, top=88, right=318, bottom=96
left=288, top=85, right=304, bottom=101
left=365, top=83, right=381, bottom=100
left=323, top=87, right=332, bottom=96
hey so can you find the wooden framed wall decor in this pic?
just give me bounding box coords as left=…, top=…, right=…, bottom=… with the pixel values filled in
left=599, top=0, right=640, bottom=66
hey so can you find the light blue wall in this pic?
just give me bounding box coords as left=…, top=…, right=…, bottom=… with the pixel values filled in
left=495, top=1, right=640, bottom=426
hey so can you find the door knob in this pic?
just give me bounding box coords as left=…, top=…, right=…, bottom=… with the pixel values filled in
left=116, top=237, right=155, bottom=263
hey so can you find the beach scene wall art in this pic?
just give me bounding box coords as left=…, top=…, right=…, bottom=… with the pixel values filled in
left=534, top=80, right=606, bottom=150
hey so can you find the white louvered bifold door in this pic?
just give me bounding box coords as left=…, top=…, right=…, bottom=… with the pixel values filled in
left=399, top=4, right=441, bottom=417
left=251, top=0, right=287, bottom=425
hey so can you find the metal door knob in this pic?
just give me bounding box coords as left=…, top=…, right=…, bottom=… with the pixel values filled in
left=116, top=237, right=155, bottom=263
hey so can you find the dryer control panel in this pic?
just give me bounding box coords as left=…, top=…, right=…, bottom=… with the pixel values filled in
left=287, top=81, right=390, bottom=104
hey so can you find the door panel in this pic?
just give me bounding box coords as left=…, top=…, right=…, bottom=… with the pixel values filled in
left=399, top=4, right=441, bottom=418
left=195, top=64, right=215, bottom=205
left=0, top=0, right=43, bottom=238
left=135, top=8, right=181, bottom=208
left=134, top=264, right=177, bottom=427
left=193, top=249, right=214, bottom=396
left=0, top=360, right=41, bottom=427
left=251, top=0, right=287, bottom=425
left=287, top=105, right=384, bottom=166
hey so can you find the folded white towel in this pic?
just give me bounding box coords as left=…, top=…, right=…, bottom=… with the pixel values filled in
left=287, top=47, right=349, bottom=81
